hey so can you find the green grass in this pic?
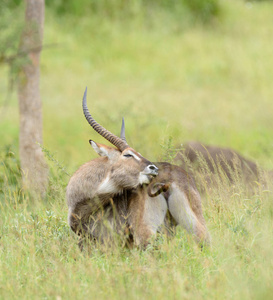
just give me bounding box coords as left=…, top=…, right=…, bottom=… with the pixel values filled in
left=1, top=162, right=273, bottom=299
left=1, top=0, right=273, bottom=299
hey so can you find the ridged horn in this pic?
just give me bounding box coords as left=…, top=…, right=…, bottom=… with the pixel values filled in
left=120, top=117, right=127, bottom=142
left=82, top=87, right=129, bottom=151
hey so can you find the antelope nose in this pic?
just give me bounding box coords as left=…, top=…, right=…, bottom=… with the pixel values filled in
left=148, top=164, right=158, bottom=175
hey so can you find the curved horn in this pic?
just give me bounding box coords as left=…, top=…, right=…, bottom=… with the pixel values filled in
left=120, top=117, right=127, bottom=142
left=82, top=87, right=129, bottom=151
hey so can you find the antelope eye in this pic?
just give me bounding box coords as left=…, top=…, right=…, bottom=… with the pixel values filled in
left=123, top=154, right=133, bottom=158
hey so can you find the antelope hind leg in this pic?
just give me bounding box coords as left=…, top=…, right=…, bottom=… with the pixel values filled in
left=167, top=183, right=210, bottom=246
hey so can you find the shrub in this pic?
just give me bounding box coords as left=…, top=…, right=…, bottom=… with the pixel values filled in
left=45, top=0, right=220, bottom=24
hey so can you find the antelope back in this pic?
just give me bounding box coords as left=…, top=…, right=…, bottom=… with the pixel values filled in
left=175, top=141, right=261, bottom=188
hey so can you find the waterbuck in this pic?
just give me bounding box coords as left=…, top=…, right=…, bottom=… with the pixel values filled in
left=174, top=141, right=272, bottom=192
left=66, top=89, right=210, bottom=248
left=66, top=88, right=158, bottom=241
left=175, top=141, right=259, bottom=181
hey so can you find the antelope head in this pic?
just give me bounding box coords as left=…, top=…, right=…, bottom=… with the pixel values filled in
left=82, top=88, right=158, bottom=190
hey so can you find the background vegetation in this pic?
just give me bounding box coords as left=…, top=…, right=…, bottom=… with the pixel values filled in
left=0, top=0, right=273, bottom=299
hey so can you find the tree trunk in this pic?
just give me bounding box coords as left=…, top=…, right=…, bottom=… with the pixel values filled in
left=18, top=0, right=48, bottom=197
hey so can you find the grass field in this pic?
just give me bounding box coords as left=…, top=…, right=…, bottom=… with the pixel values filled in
left=1, top=0, right=273, bottom=299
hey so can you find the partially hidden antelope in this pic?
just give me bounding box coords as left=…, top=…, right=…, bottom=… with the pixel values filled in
left=66, top=88, right=210, bottom=248
left=175, top=141, right=260, bottom=182
left=174, top=141, right=273, bottom=192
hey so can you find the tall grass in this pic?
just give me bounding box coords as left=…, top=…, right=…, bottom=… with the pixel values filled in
left=1, top=144, right=273, bottom=299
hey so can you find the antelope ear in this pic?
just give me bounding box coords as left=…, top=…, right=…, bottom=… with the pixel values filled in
left=89, top=140, right=110, bottom=157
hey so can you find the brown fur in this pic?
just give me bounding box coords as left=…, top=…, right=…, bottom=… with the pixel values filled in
left=66, top=142, right=158, bottom=240
left=67, top=158, right=210, bottom=248
left=174, top=141, right=267, bottom=190
left=69, top=91, right=210, bottom=248
left=149, top=163, right=210, bottom=245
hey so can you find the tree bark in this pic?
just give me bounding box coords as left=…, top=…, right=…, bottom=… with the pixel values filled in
left=18, top=0, right=48, bottom=197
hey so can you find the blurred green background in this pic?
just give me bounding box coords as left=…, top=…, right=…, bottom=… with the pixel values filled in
left=1, top=0, right=272, bottom=173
